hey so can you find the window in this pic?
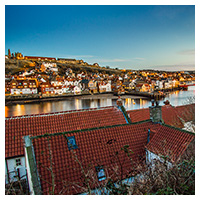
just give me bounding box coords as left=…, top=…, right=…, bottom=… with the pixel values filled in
left=95, top=166, right=106, bottom=181
left=65, top=136, right=78, bottom=150
left=16, top=158, right=21, bottom=166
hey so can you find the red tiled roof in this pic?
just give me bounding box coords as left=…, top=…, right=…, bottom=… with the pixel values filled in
left=127, top=104, right=195, bottom=128
left=146, top=124, right=194, bottom=162
left=162, top=104, right=195, bottom=128
left=5, top=107, right=126, bottom=159
left=127, top=108, right=150, bottom=123
left=31, top=121, right=160, bottom=195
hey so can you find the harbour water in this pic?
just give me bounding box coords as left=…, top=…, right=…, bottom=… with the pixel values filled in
left=5, top=86, right=195, bottom=117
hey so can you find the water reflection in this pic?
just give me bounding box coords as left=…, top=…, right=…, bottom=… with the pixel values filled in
left=5, top=86, right=195, bottom=117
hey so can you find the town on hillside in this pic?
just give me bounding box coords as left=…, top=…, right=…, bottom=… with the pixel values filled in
left=5, top=50, right=195, bottom=103
left=5, top=50, right=195, bottom=195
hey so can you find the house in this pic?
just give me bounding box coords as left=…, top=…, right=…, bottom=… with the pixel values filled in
left=98, top=82, right=107, bottom=93
left=5, top=80, right=11, bottom=93
left=54, top=86, right=63, bottom=95
left=105, top=81, right=112, bottom=92
left=23, top=105, right=194, bottom=194
left=88, top=80, right=98, bottom=94
left=73, top=86, right=82, bottom=95
left=29, top=79, right=37, bottom=88
left=146, top=125, right=194, bottom=165
left=5, top=103, right=194, bottom=194
left=122, top=81, right=135, bottom=91
left=122, top=80, right=130, bottom=91
left=10, top=79, right=38, bottom=95
left=51, top=80, right=63, bottom=87
left=129, top=80, right=135, bottom=90
left=141, top=83, right=150, bottom=92
left=93, top=63, right=99, bottom=67
left=62, top=85, right=70, bottom=94
left=39, top=82, right=52, bottom=95
left=135, top=83, right=143, bottom=92
left=5, top=107, right=126, bottom=184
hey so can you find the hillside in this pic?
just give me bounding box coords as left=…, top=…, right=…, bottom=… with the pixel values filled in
left=5, top=58, right=122, bottom=75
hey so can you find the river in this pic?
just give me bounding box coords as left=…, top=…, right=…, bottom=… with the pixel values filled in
left=5, top=86, right=195, bottom=117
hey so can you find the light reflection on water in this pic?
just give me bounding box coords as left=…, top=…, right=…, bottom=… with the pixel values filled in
left=5, top=86, right=195, bottom=117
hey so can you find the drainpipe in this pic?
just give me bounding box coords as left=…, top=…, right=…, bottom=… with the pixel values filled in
left=5, top=160, right=10, bottom=184
left=147, top=129, right=150, bottom=144
left=24, top=136, right=42, bottom=195
left=146, top=129, right=151, bottom=165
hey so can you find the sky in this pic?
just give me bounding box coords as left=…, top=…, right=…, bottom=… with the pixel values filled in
left=5, top=5, right=195, bottom=71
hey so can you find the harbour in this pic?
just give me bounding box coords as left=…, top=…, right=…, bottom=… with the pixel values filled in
left=5, top=86, right=195, bottom=117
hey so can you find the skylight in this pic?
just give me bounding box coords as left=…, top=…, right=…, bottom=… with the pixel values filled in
left=96, top=166, right=106, bottom=181
left=65, top=136, right=78, bottom=150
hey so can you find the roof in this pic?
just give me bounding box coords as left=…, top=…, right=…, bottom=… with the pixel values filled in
left=29, top=120, right=194, bottom=195
left=127, top=104, right=195, bottom=128
left=5, top=104, right=195, bottom=194
left=5, top=107, right=126, bottom=159
left=30, top=121, right=161, bottom=195
left=127, top=108, right=150, bottom=123
left=162, top=104, right=195, bottom=128
left=146, top=124, right=194, bottom=162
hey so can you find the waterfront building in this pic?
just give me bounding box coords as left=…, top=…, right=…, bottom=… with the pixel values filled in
left=98, top=81, right=107, bottom=93
left=73, top=85, right=82, bottom=95
left=53, top=86, right=63, bottom=95
left=88, top=80, right=98, bottom=94
left=40, top=82, right=52, bottom=95
left=10, top=79, right=38, bottom=95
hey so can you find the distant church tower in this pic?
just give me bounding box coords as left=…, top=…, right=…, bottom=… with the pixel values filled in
left=8, top=49, right=11, bottom=59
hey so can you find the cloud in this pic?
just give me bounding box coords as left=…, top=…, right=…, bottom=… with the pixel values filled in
left=150, top=64, right=195, bottom=71
left=133, top=57, right=145, bottom=61
left=178, top=49, right=195, bottom=55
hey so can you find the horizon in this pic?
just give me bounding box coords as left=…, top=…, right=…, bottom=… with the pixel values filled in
left=5, top=5, right=195, bottom=71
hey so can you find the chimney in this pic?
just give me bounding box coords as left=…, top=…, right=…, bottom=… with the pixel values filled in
left=149, top=100, right=162, bottom=123
left=116, top=96, right=123, bottom=107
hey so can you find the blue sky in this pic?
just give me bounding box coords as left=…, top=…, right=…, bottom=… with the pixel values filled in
left=5, top=5, right=195, bottom=70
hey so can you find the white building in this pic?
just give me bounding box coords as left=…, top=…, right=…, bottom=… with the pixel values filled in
left=5, top=156, right=27, bottom=184
left=10, top=88, right=38, bottom=95
left=73, top=86, right=82, bottom=95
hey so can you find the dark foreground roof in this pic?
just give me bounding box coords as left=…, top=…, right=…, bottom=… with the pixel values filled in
left=30, top=121, right=160, bottom=195
left=28, top=120, right=194, bottom=195
left=146, top=124, right=194, bottom=162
